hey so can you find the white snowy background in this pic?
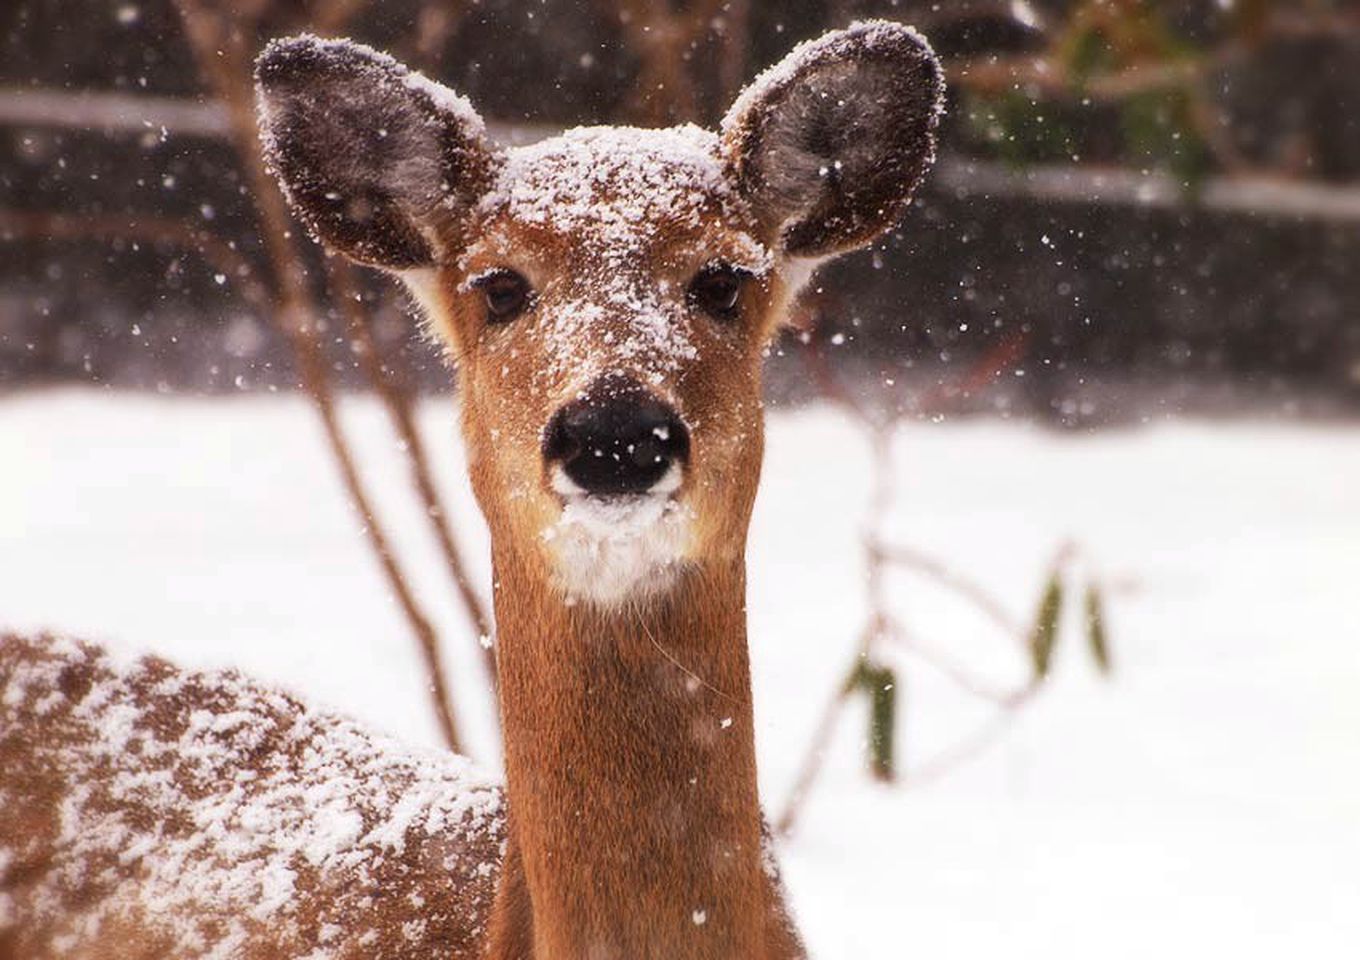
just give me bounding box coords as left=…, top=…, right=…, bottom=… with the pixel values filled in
left=2, top=390, right=1357, bottom=958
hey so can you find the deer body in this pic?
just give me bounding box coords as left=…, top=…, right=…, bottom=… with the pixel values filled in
left=1, top=20, right=942, bottom=958
left=0, top=633, right=504, bottom=959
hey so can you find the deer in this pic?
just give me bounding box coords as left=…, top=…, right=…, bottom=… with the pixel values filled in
left=0, top=20, right=943, bottom=960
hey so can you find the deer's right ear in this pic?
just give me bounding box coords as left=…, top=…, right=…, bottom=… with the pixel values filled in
left=255, top=35, right=499, bottom=270
left=721, top=21, right=944, bottom=260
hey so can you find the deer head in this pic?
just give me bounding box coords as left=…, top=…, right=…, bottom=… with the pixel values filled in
left=257, top=22, right=943, bottom=608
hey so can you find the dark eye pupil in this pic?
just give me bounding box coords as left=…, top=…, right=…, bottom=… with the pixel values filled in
left=482, top=272, right=529, bottom=321
left=691, top=266, right=745, bottom=318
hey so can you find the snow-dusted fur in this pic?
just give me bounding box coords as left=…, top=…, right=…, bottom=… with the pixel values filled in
left=0, top=634, right=503, bottom=959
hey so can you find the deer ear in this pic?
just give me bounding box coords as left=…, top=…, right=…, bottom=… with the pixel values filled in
left=255, top=35, right=499, bottom=270
left=721, top=21, right=944, bottom=259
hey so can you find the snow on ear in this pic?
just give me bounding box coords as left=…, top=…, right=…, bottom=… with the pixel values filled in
left=721, top=20, right=944, bottom=259
left=255, top=35, right=500, bottom=270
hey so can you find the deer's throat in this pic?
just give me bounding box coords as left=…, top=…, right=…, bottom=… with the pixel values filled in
left=492, top=551, right=767, bottom=957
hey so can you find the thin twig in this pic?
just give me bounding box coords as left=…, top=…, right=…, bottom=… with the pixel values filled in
left=325, top=257, right=498, bottom=696
left=875, top=543, right=1023, bottom=641
left=775, top=675, right=853, bottom=836
left=887, top=627, right=1025, bottom=706
left=608, top=0, right=725, bottom=124
left=902, top=685, right=1040, bottom=789
left=401, top=0, right=470, bottom=69
left=0, top=210, right=270, bottom=312
left=778, top=303, right=1054, bottom=831
left=908, top=326, right=1031, bottom=420
left=171, top=0, right=464, bottom=753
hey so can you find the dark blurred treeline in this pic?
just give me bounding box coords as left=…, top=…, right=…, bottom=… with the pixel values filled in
left=1, top=0, right=1357, bottom=422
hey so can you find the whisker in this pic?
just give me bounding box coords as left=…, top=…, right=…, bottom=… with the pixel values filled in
left=636, top=615, right=746, bottom=708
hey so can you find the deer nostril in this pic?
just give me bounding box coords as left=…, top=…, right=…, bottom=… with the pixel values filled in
left=542, top=377, right=690, bottom=497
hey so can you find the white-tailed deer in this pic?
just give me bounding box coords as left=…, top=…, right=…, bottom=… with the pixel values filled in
left=1, top=20, right=942, bottom=959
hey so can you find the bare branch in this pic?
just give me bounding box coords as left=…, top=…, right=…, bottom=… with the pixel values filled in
left=875, top=542, right=1022, bottom=640
left=325, top=257, right=498, bottom=694
left=0, top=209, right=270, bottom=312
left=774, top=676, right=853, bottom=837
left=887, top=628, right=1026, bottom=706
left=713, top=0, right=750, bottom=106
left=311, top=0, right=368, bottom=34
left=937, top=156, right=1360, bottom=222
left=947, top=49, right=1239, bottom=103
left=0, top=85, right=535, bottom=143
left=0, top=85, right=230, bottom=138
left=170, top=0, right=466, bottom=753
left=607, top=0, right=716, bottom=124
left=901, top=684, right=1040, bottom=789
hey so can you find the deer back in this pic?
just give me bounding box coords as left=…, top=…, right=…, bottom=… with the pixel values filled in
left=0, top=633, right=504, bottom=960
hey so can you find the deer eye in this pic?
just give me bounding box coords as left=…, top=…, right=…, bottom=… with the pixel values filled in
left=688, top=263, right=750, bottom=321
left=473, top=270, right=532, bottom=323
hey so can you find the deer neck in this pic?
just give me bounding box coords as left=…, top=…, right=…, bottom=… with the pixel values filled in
left=491, top=543, right=768, bottom=959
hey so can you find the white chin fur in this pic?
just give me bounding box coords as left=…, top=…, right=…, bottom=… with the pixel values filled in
left=541, top=466, right=693, bottom=606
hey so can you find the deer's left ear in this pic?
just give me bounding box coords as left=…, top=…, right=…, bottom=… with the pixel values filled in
left=721, top=21, right=944, bottom=259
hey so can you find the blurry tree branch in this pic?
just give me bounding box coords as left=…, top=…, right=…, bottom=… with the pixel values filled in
left=0, top=210, right=270, bottom=312
left=0, top=86, right=529, bottom=144
left=400, top=0, right=471, bottom=70
left=875, top=543, right=1021, bottom=641
left=936, top=158, right=1360, bottom=223
left=948, top=50, right=1228, bottom=102
left=325, top=257, right=498, bottom=693
left=0, top=86, right=231, bottom=138
left=606, top=0, right=736, bottom=124
left=311, top=0, right=368, bottom=35
left=170, top=0, right=470, bottom=753
left=715, top=0, right=751, bottom=108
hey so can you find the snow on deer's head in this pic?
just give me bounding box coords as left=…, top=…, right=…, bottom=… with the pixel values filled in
left=257, top=22, right=943, bottom=607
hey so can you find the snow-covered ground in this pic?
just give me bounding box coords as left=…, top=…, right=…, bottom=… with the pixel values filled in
left=3, top=390, right=1357, bottom=958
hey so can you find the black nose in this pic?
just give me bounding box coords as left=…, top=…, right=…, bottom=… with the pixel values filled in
left=542, top=375, right=690, bottom=497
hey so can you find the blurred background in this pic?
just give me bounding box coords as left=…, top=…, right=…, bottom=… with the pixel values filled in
left=2, top=2, right=1357, bottom=957
left=4, top=0, right=1358, bottom=417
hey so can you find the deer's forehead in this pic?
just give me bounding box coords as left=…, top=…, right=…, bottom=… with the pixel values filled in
left=474, top=125, right=762, bottom=259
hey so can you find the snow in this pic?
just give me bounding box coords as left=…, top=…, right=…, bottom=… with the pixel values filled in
left=470, top=125, right=769, bottom=385
left=2, top=391, right=1358, bottom=958
left=542, top=468, right=693, bottom=605
left=0, top=630, right=505, bottom=951
left=482, top=124, right=731, bottom=250
left=1, top=633, right=502, bottom=957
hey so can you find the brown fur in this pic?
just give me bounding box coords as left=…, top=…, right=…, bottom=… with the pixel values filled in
left=484, top=549, right=799, bottom=958
left=0, top=631, right=800, bottom=959
left=0, top=634, right=503, bottom=960
left=425, top=195, right=804, bottom=959
left=414, top=134, right=801, bottom=959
